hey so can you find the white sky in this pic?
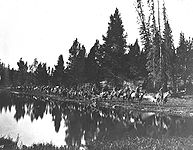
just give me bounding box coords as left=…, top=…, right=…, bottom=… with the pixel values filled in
left=0, top=0, right=192, bottom=69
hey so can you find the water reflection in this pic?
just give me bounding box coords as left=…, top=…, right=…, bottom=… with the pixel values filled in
left=0, top=92, right=193, bottom=147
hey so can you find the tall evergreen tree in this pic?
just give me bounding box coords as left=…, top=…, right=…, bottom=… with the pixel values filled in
left=135, top=0, right=151, bottom=56
left=124, top=39, right=141, bottom=79
left=85, top=40, right=101, bottom=83
left=186, top=38, right=193, bottom=92
left=186, top=38, right=193, bottom=79
left=102, top=8, right=127, bottom=82
left=177, top=34, right=193, bottom=89
left=28, top=58, right=39, bottom=84
left=66, top=38, right=86, bottom=85
left=136, top=0, right=173, bottom=91
left=35, top=62, right=49, bottom=85
left=148, top=0, right=163, bottom=90
left=129, top=39, right=140, bottom=58
left=0, top=61, right=4, bottom=85
left=123, top=39, right=147, bottom=80
left=136, top=0, right=154, bottom=90
left=0, top=64, right=10, bottom=86
left=17, top=58, right=28, bottom=85
left=176, top=33, right=188, bottom=80
left=162, top=2, right=176, bottom=92
left=53, top=55, right=65, bottom=85
left=9, top=68, right=14, bottom=85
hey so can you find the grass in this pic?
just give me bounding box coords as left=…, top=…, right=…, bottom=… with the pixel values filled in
left=86, top=136, right=193, bottom=150
left=1, top=135, right=193, bottom=150
left=0, top=136, right=18, bottom=150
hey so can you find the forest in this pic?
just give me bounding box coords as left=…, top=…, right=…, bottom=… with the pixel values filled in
left=0, top=0, right=193, bottom=95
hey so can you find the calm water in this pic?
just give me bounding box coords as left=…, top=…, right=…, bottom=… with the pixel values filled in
left=0, top=91, right=193, bottom=147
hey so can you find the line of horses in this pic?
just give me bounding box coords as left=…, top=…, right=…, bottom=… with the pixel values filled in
left=11, top=83, right=172, bottom=105
left=94, top=85, right=172, bottom=105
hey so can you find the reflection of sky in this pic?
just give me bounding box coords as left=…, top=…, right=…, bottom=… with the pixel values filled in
left=0, top=106, right=68, bottom=146
left=2, top=98, right=193, bottom=147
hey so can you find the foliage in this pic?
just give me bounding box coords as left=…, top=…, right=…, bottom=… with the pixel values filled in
left=176, top=33, right=193, bottom=90
left=135, top=0, right=156, bottom=90
left=85, top=40, right=101, bottom=83
left=17, top=58, right=28, bottom=85
left=162, top=2, right=177, bottom=92
left=135, top=0, right=178, bottom=92
left=102, top=8, right=127, bottom=83
left=52, top=55, right=65, bottom=85
left=34, top=62, right=49, bottom=85
left=0, top=4, right=192, bottom=93
left=123, top=39, right=147, bottom=79
left=66, top=38, right=86, bottom=85
left=2, top=135, right=193, bottom=150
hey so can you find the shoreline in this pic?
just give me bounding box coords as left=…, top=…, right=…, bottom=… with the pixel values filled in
left=3, top=88, right=193, bottom=118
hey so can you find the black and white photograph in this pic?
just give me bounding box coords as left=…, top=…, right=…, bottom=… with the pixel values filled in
left=0, top=0, right=193, bottom=149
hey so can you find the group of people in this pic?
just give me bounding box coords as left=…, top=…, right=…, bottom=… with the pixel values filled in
left=12, top=84, right=100, bottom=100
left=11, top=82, right=171, bottom=105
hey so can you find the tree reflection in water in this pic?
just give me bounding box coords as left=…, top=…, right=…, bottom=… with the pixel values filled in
left=0, top=92, right=193, bottom=147
left=52, top=102, right=62, bottom=132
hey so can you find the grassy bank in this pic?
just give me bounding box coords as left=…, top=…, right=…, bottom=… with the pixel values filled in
left=1, top=136, right=193, bottom=150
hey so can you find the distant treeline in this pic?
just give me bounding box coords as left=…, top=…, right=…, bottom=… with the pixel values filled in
left=0, top=1, right=193, bottom=93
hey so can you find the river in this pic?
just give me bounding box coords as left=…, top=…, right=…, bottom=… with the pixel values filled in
left=0, top=91, right=193, bottom=147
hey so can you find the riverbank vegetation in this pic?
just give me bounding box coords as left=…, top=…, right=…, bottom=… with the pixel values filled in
left=2, top=135, right=193, bottom=150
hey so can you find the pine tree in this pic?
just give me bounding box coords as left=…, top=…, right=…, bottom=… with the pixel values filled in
left=28, top=58, right=39, bottom=84
left=129, top=39, right=140, bottom=58
left=103, top=8, right=127, bottom=54
left=186, top=38, right=193, bottom=78
left=136, top=0, right=173, bottom=91
left=17, top=58, right=28, bottom=85
left=135, top=0, right=151, bottom=55
left=66, top=38, right=86, bottom=85
left=177, top=34, right=193, bottom=90
left=102, top=8, right=127, bottom=82
left=162, top=2, right=176, bottom=92
left=35, top=62, right=49, bottom=85
left=177, top=33, right=188, bottom=80
left=186, top=38, right=193, bottom=92
left=0, top=61, right=4, bottom=85
left=136, top=0, right=155, bottom=90
left=149, top=0, right=163, bottom=90
left=124, top=39, right=142, bottom=79
left=9, top=68, right=14, bottom=85
left=85, top=40, right=101, bottom=82
left=53, top=55, right=65, bottom=85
